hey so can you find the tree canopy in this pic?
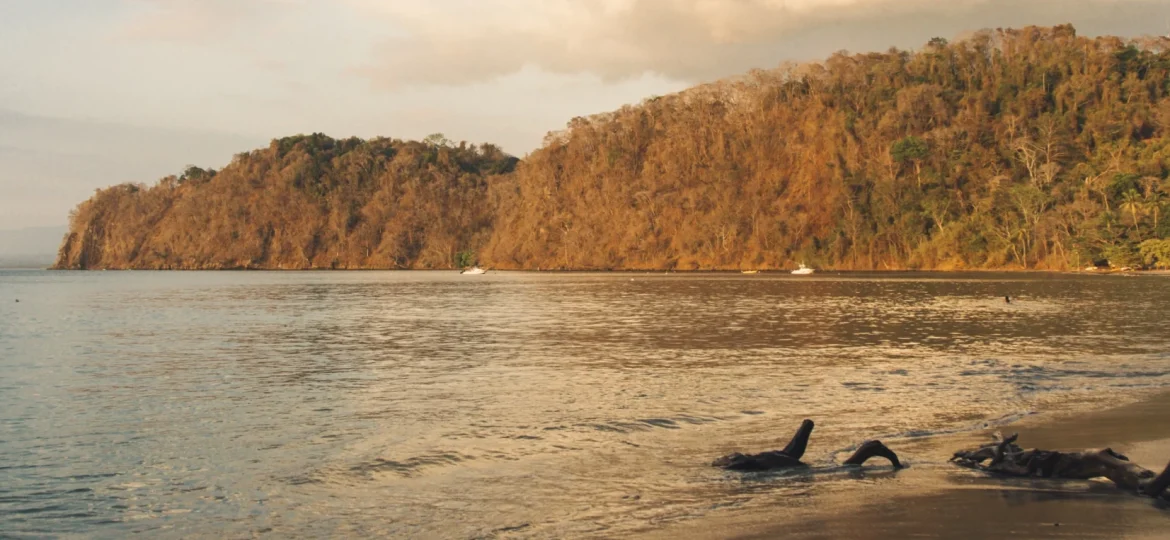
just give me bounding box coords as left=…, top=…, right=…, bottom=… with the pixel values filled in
left=56, top=135, right=515, bottom=269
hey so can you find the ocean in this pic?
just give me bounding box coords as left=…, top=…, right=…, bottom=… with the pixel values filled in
left=2, top=270, right=1168, bottom=538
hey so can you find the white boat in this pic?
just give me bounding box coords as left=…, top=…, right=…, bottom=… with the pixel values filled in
left=460, top=266, right=486, bottom=275
left=791, top=263, right=815, bottom=275
left=741, top=270, right=759, bottom=275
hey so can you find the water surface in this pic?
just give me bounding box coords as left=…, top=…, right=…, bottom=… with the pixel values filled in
left=2, top=271, right=1168, bottom=538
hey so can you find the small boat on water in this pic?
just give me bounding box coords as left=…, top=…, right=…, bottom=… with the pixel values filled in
left=741, top=270, right=759, bottom=275
left=460, top=266, right=486, bottom=275
left=791, top=263, right=815, bottom=275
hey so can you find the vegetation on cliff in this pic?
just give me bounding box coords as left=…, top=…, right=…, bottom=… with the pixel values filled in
left=56, top=134, right=516, bottom=269
left=57, top=25, right=1170, bottom=270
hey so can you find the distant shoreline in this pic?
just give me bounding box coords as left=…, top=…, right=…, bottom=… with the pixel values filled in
left=38, top=267, right=1170, bottom=275
left=0, top=259, right=56, bottom=270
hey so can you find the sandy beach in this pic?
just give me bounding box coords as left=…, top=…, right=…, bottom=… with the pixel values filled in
left=647, top=391, right=1170, bottom=539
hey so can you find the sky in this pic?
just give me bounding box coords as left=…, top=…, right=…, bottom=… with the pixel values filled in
left=2, top=0, right=1170, bottom=231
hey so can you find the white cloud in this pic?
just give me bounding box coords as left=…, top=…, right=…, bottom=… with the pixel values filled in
left=348, top=0, right=1170, bottom=88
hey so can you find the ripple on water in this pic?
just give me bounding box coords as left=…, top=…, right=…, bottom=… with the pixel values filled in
left=2, top=271, right=1170, bottom=537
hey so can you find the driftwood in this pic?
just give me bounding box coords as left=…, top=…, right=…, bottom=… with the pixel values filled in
left=713, top=419, right=903, bottom=471
left=952, top=432, right=1170, bottom=500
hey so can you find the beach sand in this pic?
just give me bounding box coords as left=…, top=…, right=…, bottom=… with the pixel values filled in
left=643, top=391, right=1170, bottom=539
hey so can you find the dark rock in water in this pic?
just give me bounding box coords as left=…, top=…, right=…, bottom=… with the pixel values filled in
left=713, top=419, right=902, bottom=471
left=714, top=419, right=815, bottom=471
left=713, top=450, right=807, bottom=471
left=843, top=440, right=903, bottom=468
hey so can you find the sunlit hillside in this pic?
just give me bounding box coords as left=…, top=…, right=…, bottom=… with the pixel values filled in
left=57, top=26, right=1170, bottom=271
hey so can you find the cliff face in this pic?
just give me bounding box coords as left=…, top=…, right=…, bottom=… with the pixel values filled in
left=57, top=26, right=1170, bottom=271
left=55, top=135, right=516, bottom=270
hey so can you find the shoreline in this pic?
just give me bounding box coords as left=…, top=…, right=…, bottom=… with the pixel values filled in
left=29, top=267, right=1170, bottom=275
left=643, top=389, right=1170, bottom=539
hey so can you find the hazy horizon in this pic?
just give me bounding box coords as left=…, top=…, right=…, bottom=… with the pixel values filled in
left=3, top=0, right=1170, bottom=231
left=0, top=224, right=66, bottom=266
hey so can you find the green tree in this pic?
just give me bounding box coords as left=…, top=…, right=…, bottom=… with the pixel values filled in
left=890, top=136, right=930, bottom=187
left=1139, top=239, right=1170, bottom=268
left=424, top=133, right=451, bottom=147
left=1120, top=189, right=1145, bottom=238
left=1144, top=189, right=1165, bottom=234
left=1103, top=243, right=1142, bottom=268
left=455, top=250, right=477, bottom=269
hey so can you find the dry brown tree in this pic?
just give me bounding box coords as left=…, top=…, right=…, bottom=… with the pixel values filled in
left=952, top=432, right=1170, bottom=500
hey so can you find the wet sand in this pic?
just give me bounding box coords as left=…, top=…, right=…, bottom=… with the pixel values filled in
left=645, top=391, right=1170, bottom=539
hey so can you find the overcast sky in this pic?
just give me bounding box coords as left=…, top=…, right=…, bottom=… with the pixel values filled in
left=2, top=0, right=1170, bottom=230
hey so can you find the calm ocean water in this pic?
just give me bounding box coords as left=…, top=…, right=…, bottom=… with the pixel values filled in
left=2, top=271, right=1169, bottom=538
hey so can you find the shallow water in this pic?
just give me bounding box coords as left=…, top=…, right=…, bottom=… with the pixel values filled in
left=1, top=271, right=1168, bottom=538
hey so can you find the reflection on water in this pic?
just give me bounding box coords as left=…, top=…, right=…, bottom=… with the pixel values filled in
left=1, top=271, right=1169, bottom=537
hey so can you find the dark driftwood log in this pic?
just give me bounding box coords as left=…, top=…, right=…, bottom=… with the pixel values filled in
left=952, top=432, right=1170, bottom=500
left=713, top=419, right=903, bottom=471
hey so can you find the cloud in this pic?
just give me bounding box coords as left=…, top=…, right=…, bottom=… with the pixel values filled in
left=350, top=0, right=1170, bottom=88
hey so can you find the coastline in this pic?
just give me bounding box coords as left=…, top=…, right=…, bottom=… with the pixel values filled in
left=643, top=390, right=1170, bottom=539
left=34, top=267, right=1170, bottom=276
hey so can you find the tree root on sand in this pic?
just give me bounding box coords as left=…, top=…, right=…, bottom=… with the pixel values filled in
left=952, top=432, right=1170, bottom=500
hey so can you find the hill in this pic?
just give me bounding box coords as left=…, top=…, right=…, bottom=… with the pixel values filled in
left=55, top=135, right=516, bottom=269
left=55, top=25, right=1170, bottom=271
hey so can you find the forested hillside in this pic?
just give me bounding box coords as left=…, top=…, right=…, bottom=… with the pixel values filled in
left=57, top=25, right=1170, bottom=271
left=56, top=135, right=516, bottom=269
